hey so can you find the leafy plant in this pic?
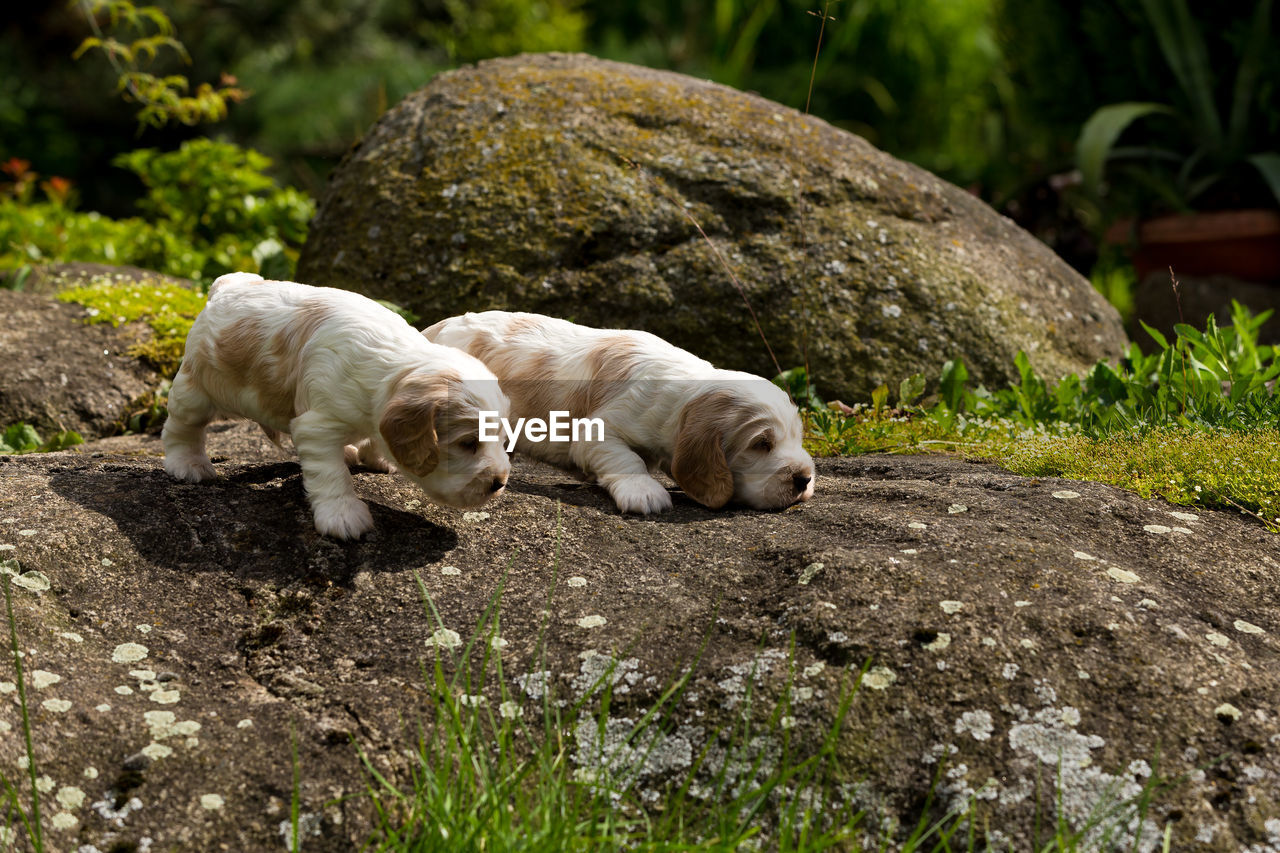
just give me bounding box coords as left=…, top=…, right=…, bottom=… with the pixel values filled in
left=426, top=0, right=587, bottom=64
left=114, top=139, right=313, bottom=280
left=923, top=300, right=1278, bottom=436
left=73, top=0, right=248, bottom=129
left=1076, top=0, right=1280, bottom=213
left=0, top=141, right=313, bottom=283
left=0, top=423, right=84, bottom=455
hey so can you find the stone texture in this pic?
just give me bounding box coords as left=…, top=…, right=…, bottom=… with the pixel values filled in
left=0, top=422, right=1275, bottom=850
left=298, top=52, right=1128, bottom=401
left=0, top=288, right=158, bottom=440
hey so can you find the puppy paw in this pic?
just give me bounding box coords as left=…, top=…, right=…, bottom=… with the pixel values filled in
left=163, top=453, right=217, bottom=483
left=344, top=442, right=395, bottom=473
left=312, top=497, right=375, bottom=540
left=609, top=476, right=674, bottom=515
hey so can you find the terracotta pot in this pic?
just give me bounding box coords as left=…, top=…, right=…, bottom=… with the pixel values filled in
left=1108, top=209, right=1280, bottom=284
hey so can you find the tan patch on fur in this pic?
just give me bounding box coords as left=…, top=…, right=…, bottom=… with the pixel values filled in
left=504, top=316, right=544, bottom=335
left=499, top=352, right=564, bottom=422
left=670, top=390, right=738, bottom=509
left=465, top=333, right=499, bottom=366
left=574, top=336, right=644, bottom=413
left=211, top=302, right=333, bottom=424
left=488, top=334, right=646, bottom=421
left=215, top=317, right=283, bottom=417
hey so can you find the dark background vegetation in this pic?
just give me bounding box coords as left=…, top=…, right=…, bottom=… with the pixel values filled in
left=2, top=0, right=1277, bottom=279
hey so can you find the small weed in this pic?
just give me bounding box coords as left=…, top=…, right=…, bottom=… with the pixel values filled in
left=0, top=422, right=84, bottom=455
left=0, top=265, right=32, bottom=292
left=0, top=576, right=45, bottom=852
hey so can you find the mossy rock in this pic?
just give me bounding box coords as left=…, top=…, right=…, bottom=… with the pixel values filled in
left=298, top=52, right=1127, bottom=400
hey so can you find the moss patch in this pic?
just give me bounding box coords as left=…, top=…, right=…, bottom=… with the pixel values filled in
left=809, top=412, right=1280, bottom=530
left=56, top=279, right=205, bottom=377
left=1003, top=427, right=1280, bottom=529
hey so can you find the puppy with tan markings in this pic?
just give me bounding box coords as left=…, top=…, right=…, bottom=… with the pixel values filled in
left=425, top=311, right=815, bottom=514
left=163, top=273, right=511, bottom=539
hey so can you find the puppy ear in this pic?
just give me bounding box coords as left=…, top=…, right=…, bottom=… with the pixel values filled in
left=380, top=378, right=446, bottom=477
left=671, top=391, right=736, bottom=509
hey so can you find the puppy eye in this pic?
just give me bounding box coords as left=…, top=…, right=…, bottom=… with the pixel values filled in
left=459, top=438, right=480, bottom=453
left=750, top=435, right=774, bottom=453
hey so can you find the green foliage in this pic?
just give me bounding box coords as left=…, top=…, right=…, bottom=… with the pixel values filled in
left=426, top=0, right=587, bottom=64
left=113, top=139, right=313, bottom=278
left=0, top=141, right=313, bottom=283
left=1076, top=0, right=1280, bottom=213
left=924, top=301, right=1279, bottom=436
left=773, top=366, right=824, bottom=411
left=73, top=0, right=248, bottom=129
left=594, top=0, right=1011, bottom=190
left=0, top=423, right=84, bottom=455
left=1, top=264, right=33, bottom=292
left=1090, top=258, right=1137, bottom=324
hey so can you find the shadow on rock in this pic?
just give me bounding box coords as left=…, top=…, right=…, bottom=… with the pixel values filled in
left=505, top=476, right=765, bottom=522
left=48, top=463, right=458, bottom=582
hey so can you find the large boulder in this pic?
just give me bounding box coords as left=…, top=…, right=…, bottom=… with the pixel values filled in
left=298, top=52, right=1127, bottom=400
left=0, top=421, right=1277, bottom=850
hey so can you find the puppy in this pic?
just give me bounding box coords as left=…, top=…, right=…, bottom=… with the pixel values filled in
left=425, top=311, right=815, bottom=514
left=163, top=273, right=511, bottom=539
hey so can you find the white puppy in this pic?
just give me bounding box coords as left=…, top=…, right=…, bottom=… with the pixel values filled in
left=163, top=273, right=511, bottom=539
left=424, top=311, right=815, bottom=514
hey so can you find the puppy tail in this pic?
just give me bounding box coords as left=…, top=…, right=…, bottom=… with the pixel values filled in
left=209, top=271, right=266, bottom=297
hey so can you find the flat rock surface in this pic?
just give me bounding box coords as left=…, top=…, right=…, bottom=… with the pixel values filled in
left=0, top=423, right=1276, bottom=851
left=298, top=52, right=1127, bottom=401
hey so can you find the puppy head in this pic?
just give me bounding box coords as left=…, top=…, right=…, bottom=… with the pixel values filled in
left=671, top=380, right=815, bottom=511
left=379, top=371, right=511, bottom=509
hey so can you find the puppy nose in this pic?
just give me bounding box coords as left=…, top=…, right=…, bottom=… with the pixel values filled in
left=793, top=473, right=812, bottom=493
left=489, top=477, right=507, bottom=494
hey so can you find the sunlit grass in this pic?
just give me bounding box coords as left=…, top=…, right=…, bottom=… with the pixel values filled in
left=1004, top=427, right=1280, bottom=528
